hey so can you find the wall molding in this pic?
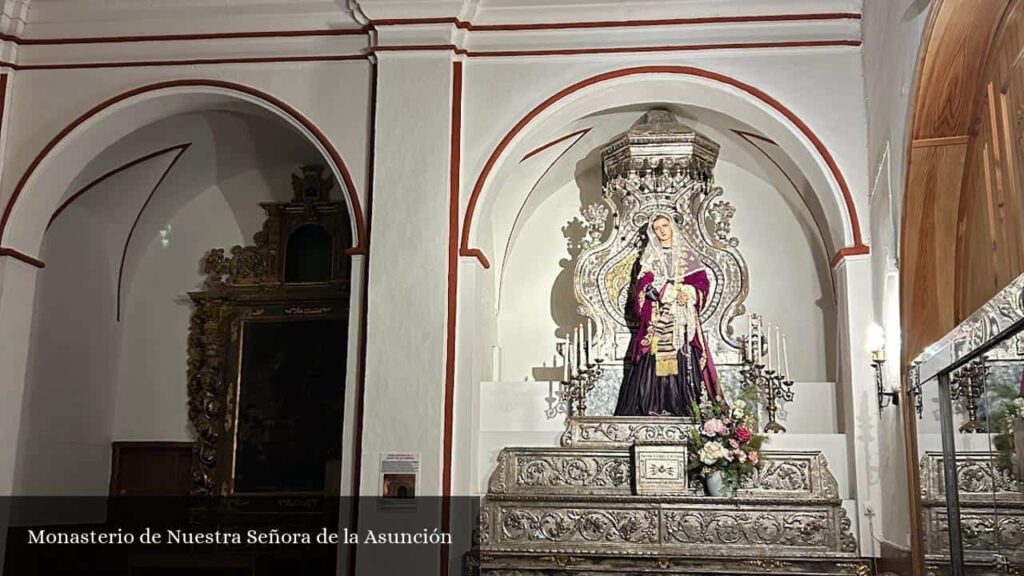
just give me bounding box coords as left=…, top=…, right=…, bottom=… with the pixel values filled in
left=0, top=246, right=44, bottom=268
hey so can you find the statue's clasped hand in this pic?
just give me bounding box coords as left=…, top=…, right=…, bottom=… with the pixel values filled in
left=644, top=284, right=661, bottom=303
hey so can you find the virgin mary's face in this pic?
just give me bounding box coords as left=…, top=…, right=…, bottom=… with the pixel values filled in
left=652, top=217, right=673, bottom=245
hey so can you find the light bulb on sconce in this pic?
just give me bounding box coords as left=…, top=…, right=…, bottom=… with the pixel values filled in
left=870, top=333, right=898, bottom=414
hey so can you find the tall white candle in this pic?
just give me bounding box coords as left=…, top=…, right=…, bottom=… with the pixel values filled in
left=567, top=332, right=573, bottom=378
left=775, top=326, right=783, bottom=376
left=584, top=321, right=591, bottom=365
left=575, top=325, right=582, bottom=370
left=765, top=321, right=773, bottom=370
left=782, top=334, right=790, bottom=378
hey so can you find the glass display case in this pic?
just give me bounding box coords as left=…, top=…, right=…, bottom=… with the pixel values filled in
left=909, top=304, right=1024, bottom=575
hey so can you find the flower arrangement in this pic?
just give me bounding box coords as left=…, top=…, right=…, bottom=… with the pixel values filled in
left=687, top=392, right=767, bottom=494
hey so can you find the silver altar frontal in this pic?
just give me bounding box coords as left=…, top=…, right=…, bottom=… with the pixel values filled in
left=471, top=111, right=869, bottom=575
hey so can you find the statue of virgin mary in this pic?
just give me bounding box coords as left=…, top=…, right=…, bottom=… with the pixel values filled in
left=614, top=213, right=722, bottom=416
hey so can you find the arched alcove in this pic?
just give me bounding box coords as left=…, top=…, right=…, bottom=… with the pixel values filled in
left=462, top=67, right=867, bottom=269
left=494, top=104, right=837, bottom=388
left=10, top=93, right=362, bottom=496
left=456, top=70, right=868, bottom=499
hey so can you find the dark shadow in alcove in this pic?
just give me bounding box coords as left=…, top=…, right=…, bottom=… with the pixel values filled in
left=285, top=224, right=333, bottom=283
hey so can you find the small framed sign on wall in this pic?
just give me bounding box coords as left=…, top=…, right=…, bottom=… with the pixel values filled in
left=380, top=452, right=419, bottom=500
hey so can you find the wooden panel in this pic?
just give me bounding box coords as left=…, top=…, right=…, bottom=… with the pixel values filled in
left=109, top=442, right=192, bottom=496
left=913, top=0, right=1011, bottom=139
left=902, top=142, right=966, bottom=364
left=952, top=3, right=1024, bottom=319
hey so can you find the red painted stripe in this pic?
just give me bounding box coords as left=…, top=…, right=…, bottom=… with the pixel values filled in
left=0, top=27, right=368, bottom=46
left=47, top=144, right=190, bottom=228
left=0, top=79, right=368, bottom=256
left=499, top=128, right=592, bottom=306
left=466, top=39, right=861, bottom=58
left=520, top=128, right=591, bottom=163
left=115, top=145, right=190, bottom=321
left=347, top=58, right=377, bottom=576
left=732, top=129, right=777, bottom=146
left=371, top=44, right=468, bottom=55
left=460, top=65, right=868, bottom=269
left=732, top=129, right=837, bottom=280
left=0, top=40, right=859, bottom=71
left=365, top=40, right=859, bottom=59
left=6, top=54, right=365, bottom=71
left=0, top=12, right=860, bottom=47
left=440, top=60, right=463, bottom=576
left=830, top=245, right=871, bottom=267
left=0, top=247, right=45, bottom=268
left=370, top=12, right=861, bottom=31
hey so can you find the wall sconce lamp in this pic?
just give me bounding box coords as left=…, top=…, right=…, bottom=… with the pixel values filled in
left=872, top=348, right=899, bottom=415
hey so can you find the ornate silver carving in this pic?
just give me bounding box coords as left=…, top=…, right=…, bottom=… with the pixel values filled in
left=581, top=203, right=609, bottom=243
left=561, top=416, right=695, bottom=448
left=490, top=448, right=631, bottom=496
left=838, top=507, right=858, bottom=553
left=573, top=109, right=750, bottom=394
left=480, top=447, right=859, bottom=568
left=916, top=272, right=1024, bottom=375
left=518, top=455, right=631, bottom=491
left=919, top=452, right=1024, bottom=502
left=920, top=452, right=1024, bottom=566
left=708, top=200, right=737, bottom=244
left=663, top=509, right=832, bottom=548
left=498, top=508, right=659, bottom=545
left=484, top=499, right=854, bottom=557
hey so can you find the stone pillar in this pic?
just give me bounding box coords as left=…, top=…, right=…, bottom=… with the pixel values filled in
left=0, top=255, right=41, bottom=495
left=357, top=47, right=457, bottom=575
left=833, top=254, right=880, bottom=555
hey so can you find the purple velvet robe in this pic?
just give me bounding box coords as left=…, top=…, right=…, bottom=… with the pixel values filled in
left=614, top=268, right=721, bottom=416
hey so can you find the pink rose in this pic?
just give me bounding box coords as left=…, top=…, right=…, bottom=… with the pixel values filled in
left=734, top=427, right=752, bottom=443
left=702, top=419, right=726, bottom=437
left=729, top=439, right=739, bottom=449
left=749, top=451, right=760, bottom=465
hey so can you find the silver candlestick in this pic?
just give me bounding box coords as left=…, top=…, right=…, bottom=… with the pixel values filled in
left=740, top=335, right=794, bottom=433
left=566, top=358, right=604, bottom=417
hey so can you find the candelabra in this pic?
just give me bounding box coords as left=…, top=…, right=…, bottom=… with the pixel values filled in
left=565, top=358, right=604, bottom=416
left=548, top=343, right=569, bottom=419
left=908, top=361, right=923, bottom=419
left=740, top=342, right=793, bottom=433
left=951, top=357, right=988, bottom=433
left=562, top=319, right=604, bottom=417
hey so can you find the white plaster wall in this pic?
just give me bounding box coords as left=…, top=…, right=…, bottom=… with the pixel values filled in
left=497, top=156, right=834, bottom=384
left=861, top=0, right=931, bottom=550
left=15, top=206, right=120, bottom=496
left=112, top=187, right=244, bottom=441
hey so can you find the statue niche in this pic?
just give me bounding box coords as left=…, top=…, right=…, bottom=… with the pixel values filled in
left=569, top=109, right=749, bottom=419
left=473, top=111, right=864, bottom=576
left=186, top=165, right=351, bottom=496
